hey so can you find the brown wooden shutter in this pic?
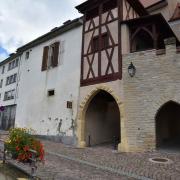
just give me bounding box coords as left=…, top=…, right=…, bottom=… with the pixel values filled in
left=52, top=42, right=60, bottom=67
left=41, top=46, right=49, bottom=71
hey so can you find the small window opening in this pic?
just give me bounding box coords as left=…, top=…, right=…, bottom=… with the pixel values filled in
left=48, top=90, right=55, bottom=96
left=67, top=101, right=73, bottom=109
left=25, top=51, right=30, bottom=59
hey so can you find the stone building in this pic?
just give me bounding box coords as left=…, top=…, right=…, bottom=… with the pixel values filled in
left=76, top=0, right=180, bottom=152
left=0, top=53, right=21, bottom=130
left=0, top=0, right=179, bottom=152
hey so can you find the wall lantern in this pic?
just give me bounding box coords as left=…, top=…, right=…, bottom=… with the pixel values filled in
left=128, top=62, right=136, bottom=77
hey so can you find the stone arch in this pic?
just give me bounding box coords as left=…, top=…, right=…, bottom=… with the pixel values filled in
left=77, top=85, right=128, bottom=152
left=155, top=100, right=180, bottom=148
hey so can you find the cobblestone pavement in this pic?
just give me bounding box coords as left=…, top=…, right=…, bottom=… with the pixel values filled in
left=42, top=140, right=180, bottom=180
left=37, top=153, right=135, bottom=180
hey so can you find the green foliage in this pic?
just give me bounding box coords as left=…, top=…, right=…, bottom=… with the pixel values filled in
left=5, top=128, right=44, bottom=162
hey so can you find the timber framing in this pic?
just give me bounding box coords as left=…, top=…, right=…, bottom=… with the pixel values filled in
left=78, top=0, right=124, bottom=86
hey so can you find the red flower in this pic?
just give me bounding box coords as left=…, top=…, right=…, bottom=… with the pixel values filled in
left=23, top=145, right=30, bottom=152
left=16, top=146, right=20, bottom=151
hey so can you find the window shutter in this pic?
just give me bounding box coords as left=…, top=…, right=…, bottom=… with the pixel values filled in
left=41, top=46, right=49, bottom=71
left=52, top=42, right=60, bottom=67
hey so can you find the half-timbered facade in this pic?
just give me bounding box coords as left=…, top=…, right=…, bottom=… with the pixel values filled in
left=78, top=0, right=148, bottom=87
left=76, top=0, right=180, bottom=152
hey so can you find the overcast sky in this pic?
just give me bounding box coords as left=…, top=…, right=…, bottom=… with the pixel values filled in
left=0, top=0, right=85, bottom=61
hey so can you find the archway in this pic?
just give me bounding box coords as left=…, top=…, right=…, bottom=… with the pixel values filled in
left=156, top=101, right=180, bottom=149
left=85, top=90, right=120, bottom=147
left=131, top=28, right=154, bottom=52
left=77, top=86, right=128, bottom=151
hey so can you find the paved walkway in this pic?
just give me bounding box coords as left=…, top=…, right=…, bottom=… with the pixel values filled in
left=42, top=140, right=180, bottom=180
left=1, top=135, right=180, bottom=180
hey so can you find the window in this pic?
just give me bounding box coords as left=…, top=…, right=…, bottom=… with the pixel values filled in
left=67, top=101, right=73, bottom=109
left=4, top=89, right=15, bottom=101
left=91, top=34, right=109, bottom=52
left=48, top=90, right=55, bottom=96
left=41, top=42, right=60, bottom=71
left=6, top=74, right=17, bottom=86
left=92, top=36, right=99, bottom=52
left=49, top=44, right=56, bottom=68
left=2, top=66, right=5, bottom=74
left=0, top=80, right=3, bottom=88
left=8, top=58, right=19, bottom=71
left=15, top=58, right=19, bottom=66
left=102, top=33, right=109, bottom=50
left=25, top=51, right=30, bottom=59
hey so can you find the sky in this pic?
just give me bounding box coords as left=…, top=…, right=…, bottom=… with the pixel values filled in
left=0, top=0, right=85, bottom=61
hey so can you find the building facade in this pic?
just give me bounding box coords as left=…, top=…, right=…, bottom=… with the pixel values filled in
left=0, top=54, right=21, bottom=130
left=76, top=0, right=180, bottom=152
left=0, top=0, right=179, bottom=152
left=14, top=18, right=82, bottom=145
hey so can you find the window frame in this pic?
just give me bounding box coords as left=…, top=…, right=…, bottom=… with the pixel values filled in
left=4, top=89, right=15, bottom=101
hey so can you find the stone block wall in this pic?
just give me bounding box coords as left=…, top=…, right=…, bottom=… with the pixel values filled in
left=122, top=38, right=180, bottom=151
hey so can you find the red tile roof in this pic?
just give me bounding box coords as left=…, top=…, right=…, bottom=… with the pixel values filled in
left=169, top=3, right=180, bottom=22
left=139, top=0, right=163, bottom=8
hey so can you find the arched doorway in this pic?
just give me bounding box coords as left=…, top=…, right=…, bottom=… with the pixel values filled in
left=156, top=101, right=180, bottom=149
left=84, top=90, right=120, bottom=148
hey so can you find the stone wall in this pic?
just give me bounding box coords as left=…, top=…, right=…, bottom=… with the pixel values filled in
left=122, top=38, right=180, bottom=151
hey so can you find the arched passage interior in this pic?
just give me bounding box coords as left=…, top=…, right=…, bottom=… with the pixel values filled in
left=156, top=101, right=180, bottom=148
left=85, top=90, right=120, bottom=147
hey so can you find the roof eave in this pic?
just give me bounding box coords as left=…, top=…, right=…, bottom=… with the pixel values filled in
left=17, top=18, right=83, bottom=53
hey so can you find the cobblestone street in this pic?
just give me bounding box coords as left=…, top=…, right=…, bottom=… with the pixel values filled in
left=1, top=137, right=180, bottom=179
left=41, top=140, right=180, bottom=180
left=37, top=153, right=135, bottom=180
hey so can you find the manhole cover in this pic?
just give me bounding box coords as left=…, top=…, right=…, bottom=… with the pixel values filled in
left=149, top=157, right=173, bottom=164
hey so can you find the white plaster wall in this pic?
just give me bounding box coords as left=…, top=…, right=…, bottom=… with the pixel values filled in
left=16, top=26, right=82, bottom=137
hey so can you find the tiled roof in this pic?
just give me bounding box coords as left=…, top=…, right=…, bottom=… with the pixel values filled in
left=169, top=3, right=180, bottom=22
left=139, top=0, right=162, bottom=8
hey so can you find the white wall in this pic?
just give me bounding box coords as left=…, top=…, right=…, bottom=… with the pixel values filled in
left=15, top=26, right=82, bottom=141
